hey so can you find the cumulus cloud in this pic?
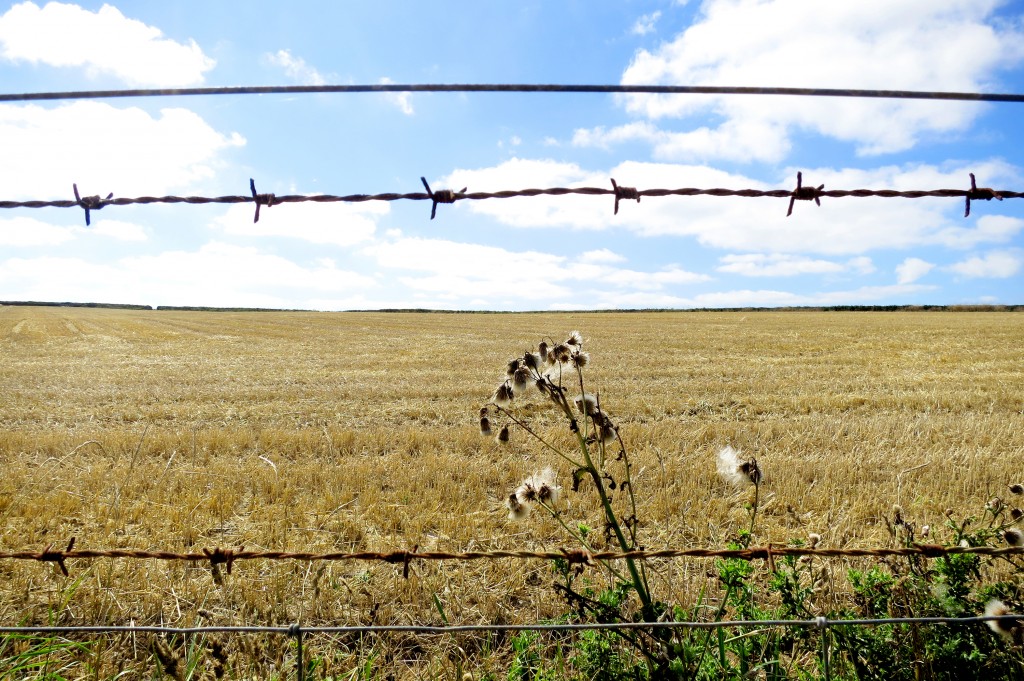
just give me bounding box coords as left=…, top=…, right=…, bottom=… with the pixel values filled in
left=438, top=157, right=1022, bottom=255
left=0, top=2, right=214, bottom=86
left=265, top=49, right=327, bottom=85
left=946, top=250, right=1022, bottom=278
left=895, top=257, right=935, bottom=284
left=717, top=253, right=875, bottom=277
left=362, top=236, right=707, bottom=305
left=211, top=201, right=383, bottom=247
left=601, top=0, right=1024, bottom=162
left=0, top=102, right=245, bottom=199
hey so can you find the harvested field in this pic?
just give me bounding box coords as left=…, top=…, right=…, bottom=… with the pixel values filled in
left=1, top=305, right=1022, bottom=678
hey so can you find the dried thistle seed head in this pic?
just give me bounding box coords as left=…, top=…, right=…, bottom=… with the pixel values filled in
left=523, top=351, right=542, bottom=371
left=506, top=492, right=530, bottom=520
left=495, top=425, right=510, bottom=444
left=479, top=416, right=492, bottom=437
left=566, top=330, right=583, bottom=347
left=716, top=445, right=760, bottom=488
left=551, top=343, right=571, bottom=363
left=740, top=458, right=763, bottom=486
left=597, top=422, right=617, bottom=445
left=505, top=358, right=521, bottom=377
left=988, top=497, right=1005, bottom=514
left=1011, top=484, right=1024, bottom=495
left=511, top=366, right=533, bottom=394
left=807, top=533, right=821, bottom=549
left=515, top=482, right=538, bottom=504
left=479, top=406, right=489, bottom=417
left=986, top=600, right=1022, bottom=641
left=574, top=393, right=598, bottom=416
left=537, top=341, right=548, bottom=359
left=572, top=350, right=590, bottom=369
left=522, top=467, right=561, bottom=506
left=1005, top=528, right=1024, bottom=547
left=491, top=383, right=513, bottom=409
left=921, top=525, right=930, bottom=538
left=1013, top=508, right=1024, bottom=522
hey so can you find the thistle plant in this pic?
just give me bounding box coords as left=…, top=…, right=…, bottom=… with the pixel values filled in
left=480, top=331, right=655, bottom=619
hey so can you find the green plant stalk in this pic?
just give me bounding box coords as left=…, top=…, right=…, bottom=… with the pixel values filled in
left=546, top=506, right=630, bottom=585
left=565, top=367, right=654, bottom=616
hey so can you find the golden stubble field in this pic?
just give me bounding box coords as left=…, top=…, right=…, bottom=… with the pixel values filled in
left=1, top=305, right=1022, bottom=677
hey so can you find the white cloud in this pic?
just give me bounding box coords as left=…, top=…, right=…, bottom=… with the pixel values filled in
left=211, top=201, right=383, bottom=246
left=934, top=215, right=1024, bottom=249
left=0, top=242, right=377, bottom=307
left=0, top=2, right=214, bottom=86
left=0, top=101, right=245, bottom=199
left=265, top=49, right=327, bottom=85
left=895, top=257, right=935, bottom=284
left=613, top=0, right=1024, bottom=161
left=0, top=216, right=147, bottom=246
left=631, top=10, right=662, bottom=36
left=578, top=248, right=626, bottom=264
left=946, top=250, right=1022, bottom=278
left=438, top=157, right=1021, bottom=255
left=0, top=216, right=75, bottom=246
left=362, top=236, right=707, bottom=304
left=379, top=77, right=414, bottom=115
left=573, top=119, right=789, bottom=163
left=717, top=253, right=874, bottom=277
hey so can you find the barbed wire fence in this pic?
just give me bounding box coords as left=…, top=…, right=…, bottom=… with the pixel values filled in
left=3, top=83, right=1024, bottom=679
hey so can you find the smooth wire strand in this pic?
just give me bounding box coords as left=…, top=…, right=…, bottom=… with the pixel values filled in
left=2, top=84, right=1024, bottom=103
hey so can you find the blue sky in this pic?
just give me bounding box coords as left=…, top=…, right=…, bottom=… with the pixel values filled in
left=1, top=1, right=1023, bottom=310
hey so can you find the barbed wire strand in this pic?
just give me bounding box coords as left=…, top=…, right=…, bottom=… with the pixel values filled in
left=4, top=542, right=1024, bottom=579
left=1, top=615, right=1021, bottom=636
left=0, top=173, right=1018, bottom=224
left=2, top=83, right=1024, bottom=103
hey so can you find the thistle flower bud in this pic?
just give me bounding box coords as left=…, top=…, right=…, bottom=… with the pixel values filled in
left=1010, top=484, right=1024, bottom=495
left=1013, top=508, right=1023, bottom=522
left=495, top=425, right=509, bottom=444
left=479, top=415, right=492, bottom=437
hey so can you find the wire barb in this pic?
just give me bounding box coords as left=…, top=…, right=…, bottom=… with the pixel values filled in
left=965, top=173, right=1003, bottom=217
left=610, top=178, right=640, bottom=215
left=37, top=537, right=75, bottom=576
left=787, top=172, right=824, bottom=216
left=420, top=177, right=464, bottom=220
left=73, top=184, right=112, bottom=226
left=249, top=178, right=275, bottom=223
left=203, top=546, right=242, bottom=574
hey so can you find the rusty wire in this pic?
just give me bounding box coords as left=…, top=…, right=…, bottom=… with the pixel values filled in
left=0, top=173, right=1019, bottom=224
left=4, top=541, right=1024, bottom=579
left=2, top=83, right=1024, bottom=103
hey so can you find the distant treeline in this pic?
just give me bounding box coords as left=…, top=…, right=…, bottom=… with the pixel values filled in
left=2, top=301, right=1021, bottom=313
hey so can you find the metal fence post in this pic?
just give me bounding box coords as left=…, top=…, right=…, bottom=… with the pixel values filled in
left=289, top=623, right=304, bottom=681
